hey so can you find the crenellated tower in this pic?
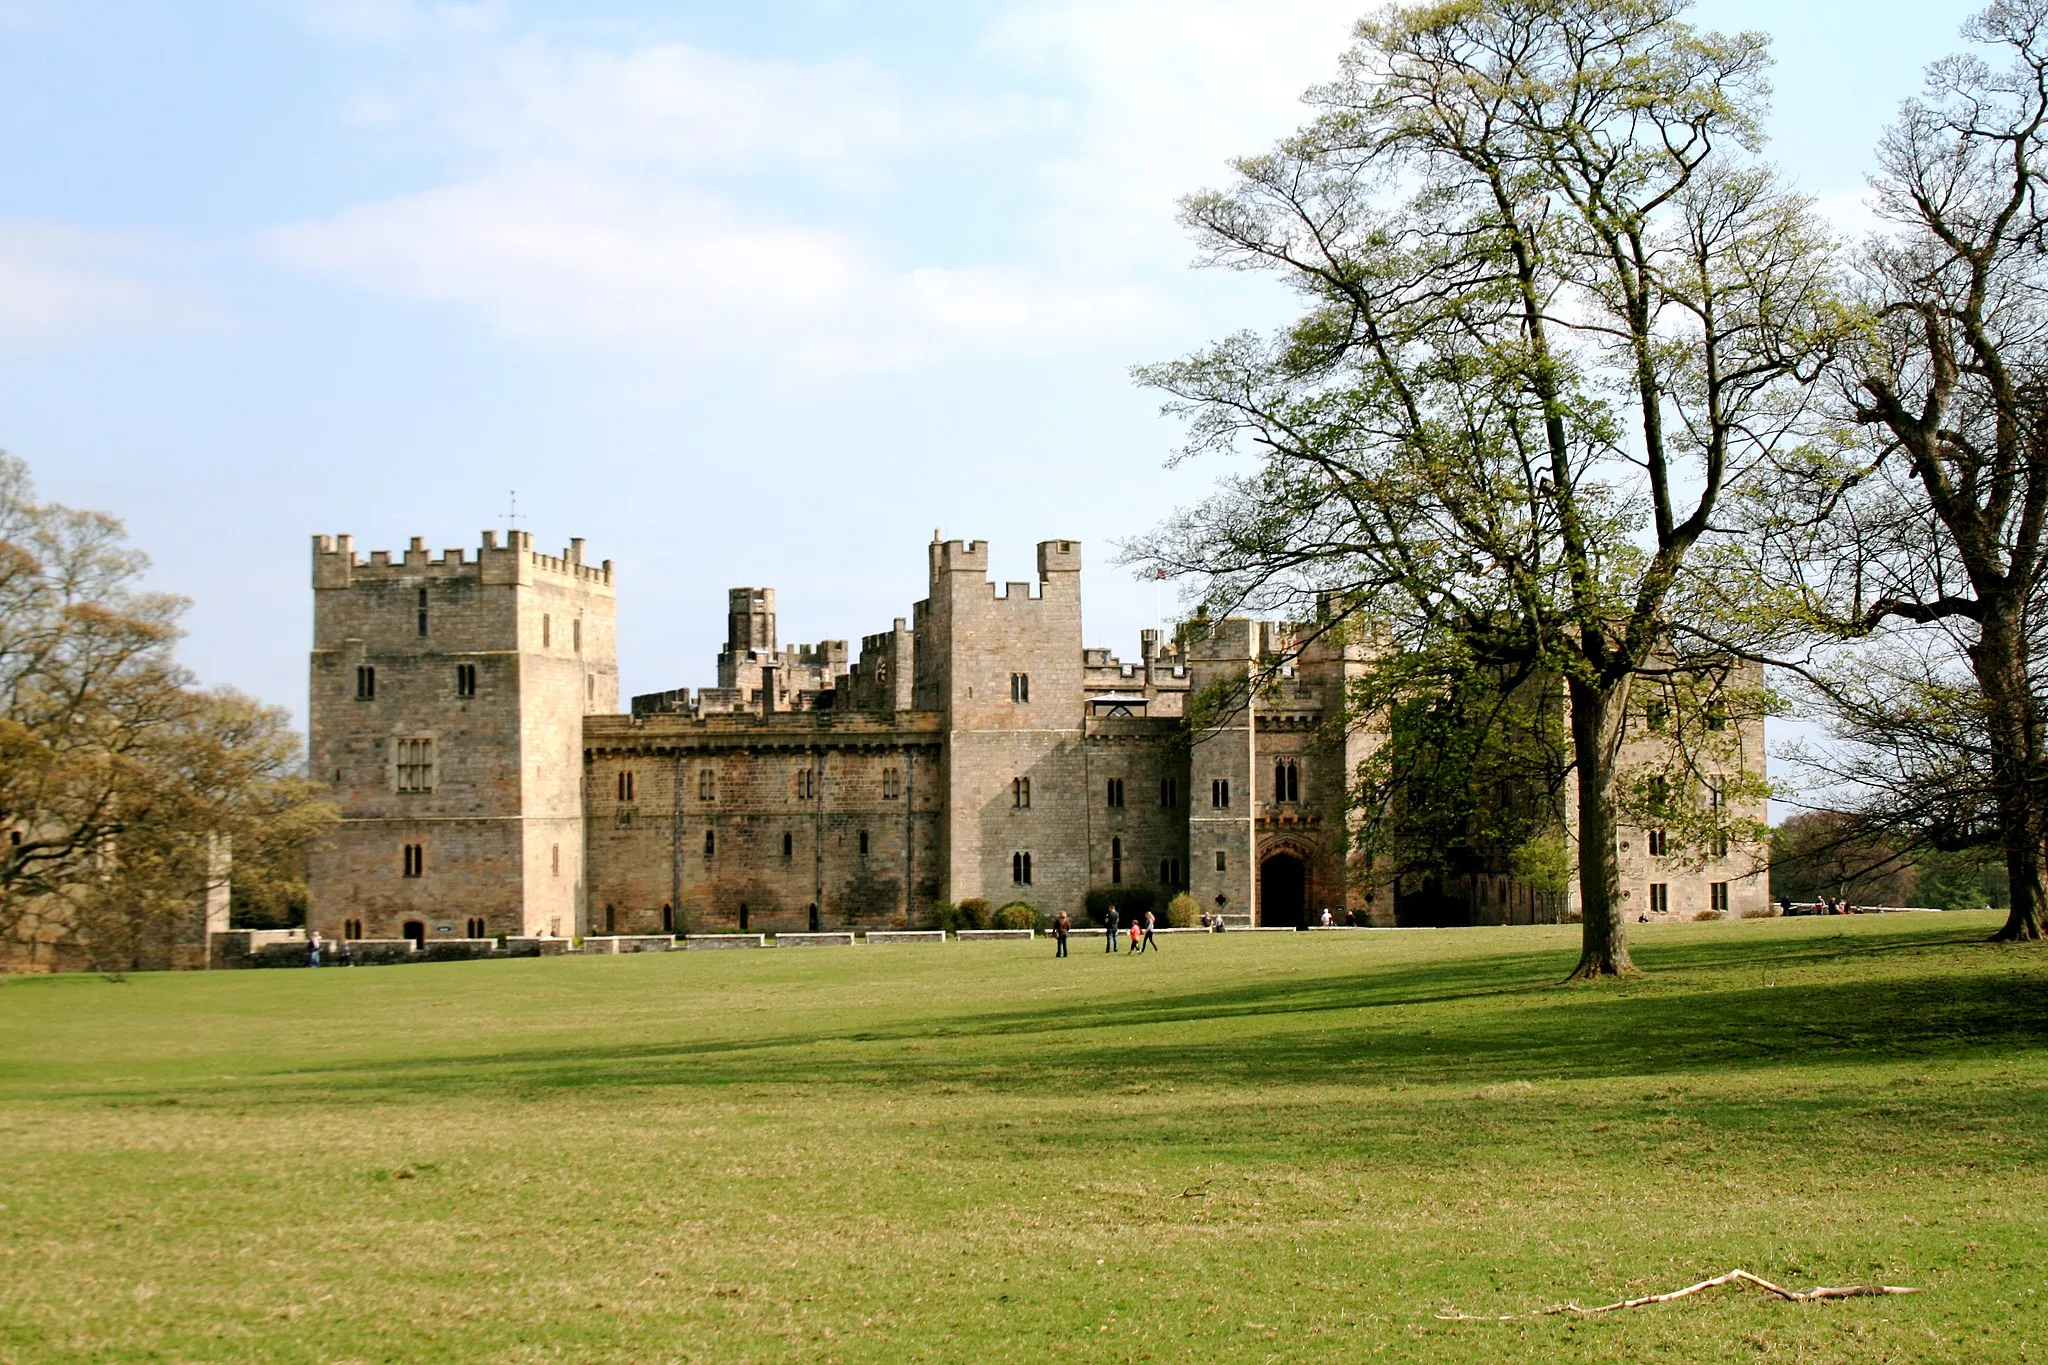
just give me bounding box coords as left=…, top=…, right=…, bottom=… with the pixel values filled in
left=306, top=530, right=617, bottom=943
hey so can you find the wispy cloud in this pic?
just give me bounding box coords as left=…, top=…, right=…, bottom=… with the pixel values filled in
left=270, top=1, right=1360, bottom=370
left=0, top=221, right=209, bottom=347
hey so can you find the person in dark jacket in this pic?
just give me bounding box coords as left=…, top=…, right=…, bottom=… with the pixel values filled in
left=1104, top=905, right=1120, bottom=952
left=1053, top=911, right=1070, bottom=958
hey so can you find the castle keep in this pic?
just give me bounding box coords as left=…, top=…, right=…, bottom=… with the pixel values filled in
left=306, top=532, right=1768, bottom=943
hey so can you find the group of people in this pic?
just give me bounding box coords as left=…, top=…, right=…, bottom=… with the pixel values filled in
left=305, top=930, right=354, bottom=967
left=1048, top=906, right=1160, bottom=957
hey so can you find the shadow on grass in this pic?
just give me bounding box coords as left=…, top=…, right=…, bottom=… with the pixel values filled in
left=67, top=926, right=2047, bottom=1109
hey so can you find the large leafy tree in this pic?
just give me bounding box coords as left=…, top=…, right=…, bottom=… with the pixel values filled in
left=1130, top=0, right=1833, bottom=975
left=0, top=455, right=330, bottom=972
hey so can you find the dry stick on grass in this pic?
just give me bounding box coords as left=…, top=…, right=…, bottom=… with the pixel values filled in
left=1436, top=1269, right=1921, bottom=1321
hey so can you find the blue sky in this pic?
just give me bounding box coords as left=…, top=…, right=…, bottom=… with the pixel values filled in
left=9, top=0, right=1977, bottom=721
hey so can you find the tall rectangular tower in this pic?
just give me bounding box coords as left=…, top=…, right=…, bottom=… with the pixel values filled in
left=307, top=531, right=616, bottom=942
left=918, top=538, right=1088, bottom=917
left=1185, top=618, right=1259, bottom=923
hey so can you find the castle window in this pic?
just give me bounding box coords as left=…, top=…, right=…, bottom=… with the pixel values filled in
left=1211, top=779, right=1230, bottom=809
left=417, top=587, right=428, bottom=638
left=542, top=615, right=551, bottom=648
left=1159, top=858, right=1182, bottom=889
left=1011, top=672, right=1030, bottom=703
left=551, top=843, right=560, bottom=876
left=1111, top=836, right=1123, bottom=884
left=1707, top=779, right=1729, bottom=857
left=466, top=916, right=487, bottom=939
left=699, top=769, right=716, bottom=801
left=1012, top=776, right=1031, bottom=809
left=456, top=663, right=477, bottom=697
left=343, top=917, right=363, bottom=939
left=1648, top=829, right=1668, bottom=857
left=1012, top=851, right=1033, bottom=885
left=617, top=771, right=635, bottom=802
left=739, top=902, right=750, bottom=930
left=573, top=618, right=582, bottom=653
left=661, top=904, right=673, bottom=934
left=1106, top=778, right=1124, bottom=809
left=587, top=675, right=595, bottom=703
left=704, top=830, right=715, bottom=858
left=355, top=665, right=375, bottom=700
left=859, top=830, right=869, bottom=858
left=1275, top=760, right=1299, bottom=803
left=395, top=738, right=435, bottom=793
left=1710, top=882, right=1729, bottom=914
left=782, top=832, right=793, bottom=859
left=1160, top=776, right=1178, bottom=808
left=1215, top=850, right=1227, bottom=872
left=796, top=768, right=817, bottom=799
left=882, top=768, right=902, bottom=799
left=1649, top=883, right=1669, bottom=914
left=604, top=905, right=617, bottom=934
left=402, top=843, right=423, bottom=878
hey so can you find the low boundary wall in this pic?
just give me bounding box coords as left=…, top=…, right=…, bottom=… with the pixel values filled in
left=955, top=929, right=1035, bottom=942
left=866, top=931, right=946, bottom=945
left=686, top=934, right=765, bottom=950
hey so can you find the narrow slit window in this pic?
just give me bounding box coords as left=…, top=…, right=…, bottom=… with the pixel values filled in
left=573, top=618, right=582, bottom=653
left=704, top=829, right=715, bottom=858
left=617, top=771, right=635, bottom=802
left=1111, top=836, right=1122, bottom=885
left=416, top=587, right=428, bottom=638
left=356, top=665, right=375, bottom=700
left=858, top=830, right=869, bottom=858
left=402, top=843, right=423, bottom=878
left=1215, top=850, right=1227, bottom=872
left=456, top=663, right=477, bottom=697
left=782, top=832, right=793, bottom=859
left=1106, top=778, right=1124, bottom=808
left=542, top=615, right=550, bottom=649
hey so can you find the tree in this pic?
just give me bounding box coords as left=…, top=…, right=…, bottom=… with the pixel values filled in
left=0, top=455, right=331, bottom=972
left=1129, top=0, right=1833, bottom=975
left=1746, top=0, right=2048, bottom=940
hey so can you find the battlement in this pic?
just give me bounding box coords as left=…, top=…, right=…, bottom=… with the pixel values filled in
left=929, top=537, right=988, bottom=576
left=312, top=531, right=614, bottom=592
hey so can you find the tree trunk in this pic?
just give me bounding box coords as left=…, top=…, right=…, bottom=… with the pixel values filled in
left=1566, top=674, right=1636, bottom=977
left=1971, top=610, right=2045, bottom=941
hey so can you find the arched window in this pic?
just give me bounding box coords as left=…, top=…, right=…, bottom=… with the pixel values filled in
left=616, top=771, right=635, bottom=802
left=661, top=904, right=673, bottom=934
left=1013, top=776, right=1031, bottom=808
left=343, top=917, right=363, bottom=940
left=466, top=916, right=487, bottom=938
left=782, top=831, right=794, bottom=859
left=1274, top=759, right=1299, bottom=803
left=704, top=829, right=716, bottom=858
left=1012, top=851, right=1033, bottom=885
left=1111, top=836, right=1123, bottom=885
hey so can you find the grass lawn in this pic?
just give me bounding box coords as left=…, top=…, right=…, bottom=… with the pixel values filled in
left=1, top=913, right=2045, bottom=1362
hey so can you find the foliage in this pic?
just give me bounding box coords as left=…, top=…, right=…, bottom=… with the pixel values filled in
left=1126, top=0, right=1834, bottom=976
left=0, top=455, right=333, bottom=971
left=991, top=902, right=1038, bottom=931
left=1164, top=892, right=1200, bottom=928
left=936, top=899, right=990, bottom=932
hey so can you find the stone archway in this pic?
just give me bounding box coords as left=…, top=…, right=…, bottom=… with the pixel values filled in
left=402, top=919, right=425, bottom=949
left=1259, top=853, right=1307, bottom=929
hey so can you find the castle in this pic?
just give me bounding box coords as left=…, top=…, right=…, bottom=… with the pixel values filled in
left=306, top=532, right=1768, bottom=943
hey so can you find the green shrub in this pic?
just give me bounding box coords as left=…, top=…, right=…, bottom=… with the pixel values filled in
left=993, top=902, right=1039, bottom=931
left=1739, top=905, right=1779, bottom=919
left=1084, top=887, right=1156, bottom=925
left=1693, top=909, right=1724, bottom=922
left=937, top=899, right=990, bottom=932
left=1163, top=893, right=1200, bottom=928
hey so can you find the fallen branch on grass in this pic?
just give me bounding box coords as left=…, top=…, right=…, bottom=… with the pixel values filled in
left=1436, top=1268, right=1920, bottom=1321
left=1177, top=1180, right=1213, bottom=1199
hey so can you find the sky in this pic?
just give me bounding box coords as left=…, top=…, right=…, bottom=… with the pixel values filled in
left=7, top=0, right=1981, bottom=724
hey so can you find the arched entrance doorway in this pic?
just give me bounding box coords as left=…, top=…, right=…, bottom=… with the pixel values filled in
left=1259, top=854, right=1307, bottom=928
left=402, top=919, right=426, bottom=949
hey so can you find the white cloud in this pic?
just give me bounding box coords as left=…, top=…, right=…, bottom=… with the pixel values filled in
left=0, top=221, right=205, bottom=347
left=272, top=1, right=1362, bottom=369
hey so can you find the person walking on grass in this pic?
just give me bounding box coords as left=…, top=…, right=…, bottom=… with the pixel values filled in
left=307, top=929, right=322, bottom=969
left=1054, top=910, right=1070, bottom=959
left=1129, top=918, right=1143, bottom=953
left=1138, top=909, right=1159, bottom=954
left=1105, top=905, right=1120, bottom=953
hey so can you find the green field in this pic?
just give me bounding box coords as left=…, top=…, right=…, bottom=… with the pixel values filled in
left=1, top=915, right=2044, bottom=1362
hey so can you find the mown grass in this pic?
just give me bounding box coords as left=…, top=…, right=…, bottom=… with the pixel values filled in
left=0, top=913, right=2044, bottom=1362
